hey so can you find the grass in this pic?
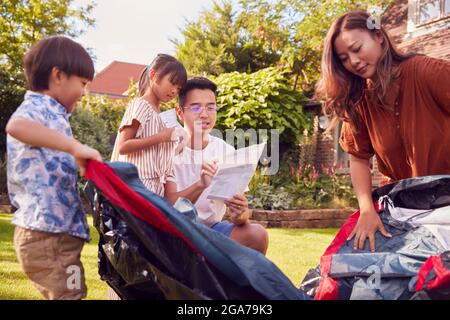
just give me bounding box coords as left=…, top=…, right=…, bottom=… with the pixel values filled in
left=0, top=213, right=337, bottom=299
left=266, top=228, right=337, bottom=286
left=0, top=213, right=108, bottom=300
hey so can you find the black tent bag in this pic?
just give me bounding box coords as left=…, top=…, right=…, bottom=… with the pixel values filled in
left=84, top=161, right=309, bottom=300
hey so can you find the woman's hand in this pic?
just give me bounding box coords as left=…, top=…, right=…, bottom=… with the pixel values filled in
left=224, top=194, right=249, bottom=226
left=347, top=206, right=392, bottom=252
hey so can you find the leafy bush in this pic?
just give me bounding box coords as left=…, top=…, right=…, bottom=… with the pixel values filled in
left=248, top=163, right=357, bottom=210
left=213, top=67, right=310, bottom=147
left=70, top=92, right=132, bottom=160
left=70, top=107, right=113, bottom=159
left=248, top=184, right=293, bottom=210
left=0, top=69, right=25, bottom=159
left=78, top=94, right=127, bottom=135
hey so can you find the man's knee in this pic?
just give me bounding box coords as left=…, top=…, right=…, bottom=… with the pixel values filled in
left=232, top=223, right=269, bottom=255
left=250, top=224, right=269, bottom=254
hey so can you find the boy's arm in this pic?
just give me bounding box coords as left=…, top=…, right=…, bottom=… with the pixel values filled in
left=6, top=117, right=102, bottom=175
left=117, top=119, right=176, bottom=155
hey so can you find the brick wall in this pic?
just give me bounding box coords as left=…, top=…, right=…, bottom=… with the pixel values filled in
left=383, top=0, right=450, bottom=60
left=224, top=208, right=355, bottom=228
left=314, top=128, right=336, bottom=171
left=371, top=158, right=384, bottom=188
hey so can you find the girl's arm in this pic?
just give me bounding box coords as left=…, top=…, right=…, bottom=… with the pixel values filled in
left=117, top=119, right=175, bottom=155
left=164, top=180, right=206, bottom=205
left=347, top=155, right=391, bottom=251
left=6, top=117, right=102, bottom=176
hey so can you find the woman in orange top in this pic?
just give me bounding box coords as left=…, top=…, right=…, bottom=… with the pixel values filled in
left=315, top=10, right=450, bottom=252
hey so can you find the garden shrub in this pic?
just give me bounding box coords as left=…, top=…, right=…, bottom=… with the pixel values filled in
left=213, top=67, right=310, bottom=148
left=70, top=107, right=113, bottom=159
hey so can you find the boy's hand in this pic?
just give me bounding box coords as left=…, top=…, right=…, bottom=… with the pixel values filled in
left=198, top=161, right=218, bottom=188
left=224, top=194, right=249, bottom=226
left=71, top=142, right=103, bottom=176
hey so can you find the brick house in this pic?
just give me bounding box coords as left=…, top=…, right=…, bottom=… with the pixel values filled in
left=88, top=61, right=146, bottom=99
left=308, top=0, right=450, bottom=187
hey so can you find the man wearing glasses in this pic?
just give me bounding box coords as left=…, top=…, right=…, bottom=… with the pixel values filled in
left=165, top=77, right=268, bottom=255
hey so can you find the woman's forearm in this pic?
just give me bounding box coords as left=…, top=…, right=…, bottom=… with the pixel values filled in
left=349, top=155, right=375, bottom=211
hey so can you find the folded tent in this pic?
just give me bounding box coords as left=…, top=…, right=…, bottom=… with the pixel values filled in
left=300, top=175, right=450, bottom=300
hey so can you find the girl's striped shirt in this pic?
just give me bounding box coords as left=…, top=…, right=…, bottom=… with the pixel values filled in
left=111, top=98, right=175, bottom=196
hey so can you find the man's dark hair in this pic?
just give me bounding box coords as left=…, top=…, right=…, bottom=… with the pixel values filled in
left=23, top=36, right=95, bottom=91
left=178, top=77, right=217, bottom=107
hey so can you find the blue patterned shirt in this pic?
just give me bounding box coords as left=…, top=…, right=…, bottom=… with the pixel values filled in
left=7, top=91, right=90, bottom=240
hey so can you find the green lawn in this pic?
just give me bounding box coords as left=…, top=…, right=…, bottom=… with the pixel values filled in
left=0, top=213, right=337, bottom=300
left=0, top=213, right=108, bottom=300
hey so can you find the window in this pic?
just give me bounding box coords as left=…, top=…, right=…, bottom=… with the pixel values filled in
left=333, top=123, right=379, bottom=174
left=334, top=122, right=350, bottom=172
left=417, top=0, right=450, bottom=25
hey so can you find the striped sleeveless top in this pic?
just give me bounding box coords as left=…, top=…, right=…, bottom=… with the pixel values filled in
left=111, top=98, right=176, bottom=196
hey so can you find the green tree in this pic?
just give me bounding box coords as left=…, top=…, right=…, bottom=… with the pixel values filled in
left=235, top=0, right=290, bottom=72
left=173, top=0, right=289, bottom=75
left=0, top=0, right=95, bottom=158
left=173, top=0, right=237, bottom=76
left=0, top=0, right=95, bottom=77
left=280, top=0, right=393, bottom=93
left=174, top=0, right=393, bottom=92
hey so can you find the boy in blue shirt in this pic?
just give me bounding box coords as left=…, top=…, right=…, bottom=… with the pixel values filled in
left=6, top=36, right=102, bottom=300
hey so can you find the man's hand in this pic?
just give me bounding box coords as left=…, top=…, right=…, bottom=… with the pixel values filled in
left=71, top=142, right=103, bottom=176
left=174, top=129, right=188, bottom=155
left=224, top=194, right=250, bottom=226
left=198, top=161, right=218, bottom=188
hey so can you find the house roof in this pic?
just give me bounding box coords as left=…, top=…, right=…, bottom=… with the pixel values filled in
left=88, top=61, right=147, bottom=97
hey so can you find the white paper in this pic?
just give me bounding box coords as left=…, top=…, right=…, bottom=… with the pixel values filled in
left=159, top=108, right=183, bottom=128
left=206, top=164, right=255, bottom=201
left=206, top=142, right=266, bottom=201
left=222, top=142, right=266, bottom=169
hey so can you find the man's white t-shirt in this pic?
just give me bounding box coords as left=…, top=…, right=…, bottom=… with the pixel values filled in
left=168, top=135, right=235, bottom=226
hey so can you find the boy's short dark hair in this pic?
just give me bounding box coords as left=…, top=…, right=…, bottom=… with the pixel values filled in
left=178, top=77, right=217, bottom=107
left=23, top=36, right=95, bottom=91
